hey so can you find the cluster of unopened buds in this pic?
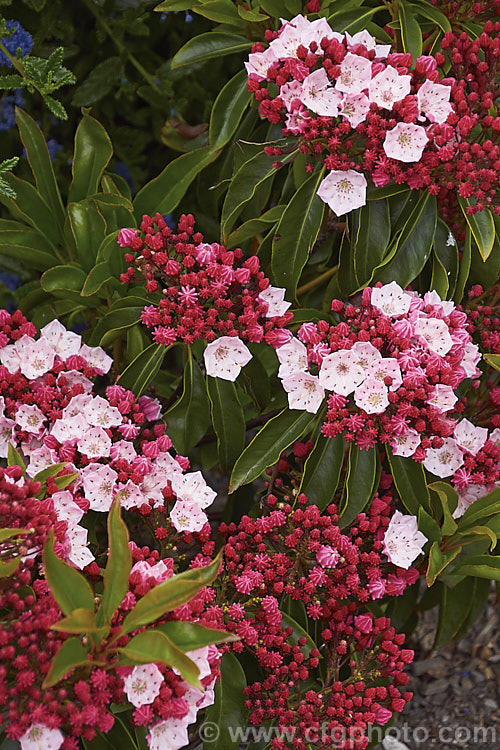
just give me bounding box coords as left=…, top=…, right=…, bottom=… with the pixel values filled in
left=245, top=15, right=499, bottom=218
left=0, top=309, right=220, bottom=567
left=273, top=283, right=500, bottom=501
left=119, top=213, right=293, bottom=372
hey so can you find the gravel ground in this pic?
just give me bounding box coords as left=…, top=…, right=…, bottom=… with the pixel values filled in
left=374, top=595, right=500, bottom=750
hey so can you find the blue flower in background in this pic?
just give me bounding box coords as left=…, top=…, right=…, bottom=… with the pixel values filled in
left=47, top=138, right=63, bottom=162
left=0, top=20, right=33, bottom=67
left=115, top=160, right=136, bottom=195
left=0, top=270, right=21, bottom=292
left=0, top=89, right=24, bottom=131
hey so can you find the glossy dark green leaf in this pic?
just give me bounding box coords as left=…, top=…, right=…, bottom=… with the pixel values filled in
left=299, top=434, right=344, bottom=510
left=456, top=486, right=500, bottom=530
left=207, top=377, right=245, bottom=473
left=119, top=631, right=201, bottom=688
left=221, top=151, right=277, bottom=242
left=133, top=147, right=218, bottom=220
left=399, top=0, right=422, bottom=58
left=165, top=352, right=211, bottom=455
left=42, top=637, right=89, bottom=688
left=426, top=542, right=461, bottom=586
left=469, top=232, right=500, bottom=292
left=328, top=5, right=385, bottom=34
left=209, top=69, right=252, bottom=151
left=352, top=198, right=391, bottom=287
left=453, top=226, right=472, bottom=303
left=42, top=529, right=95, bottom=615
left=41, top=264, right=87, bottom=294
left=271, top=170, right=325, bottom=298
left=339, top=445, right=377, bottom=528
left=92, top=306, right=143, bottom=347
left=226, top=206, right=286, bottom=249
left=431, top=219, right=458, bottom=298
left=454, top=555, right=500, bottom=581
left=194, top=0, right=244, bottom=25
left=417, top=507, right=441, bottom=545
left=117, top=343, right=167, bottom=397
left=73, top=57, right=122, bottom=107
left=171, top=32, right=252, bottom=69
left=68, top=112, right=113, bottom=203
left=429, top=481, right=458, bottom=536
left=411, top=0, right=451, bottom=32
left=15, top=107, right=65, bottom=228
left=238, top=355, right=271, bottom=412
left=0, top=220, right=60, bottom=270
left=81, top=261, right=112, bottom=297
left=155, top=0, right=193, bottom=9
left=157, top=621, right=237, bottom=650
left=458, top=199, right=495, bottom=261
left=98, top=499, right=132, bottom=628
left=204, top=652, right=247, bottom=750
left=386, top=447, right=431, bottom=515
left=0, top=173, right=63, bottom=246
left=433, top=577, right=476, bottom=648
left=68, top=200, right=107, bottom=272
left=229, top=408, right=317, bottom=492
left=121, top=553, right=221, bottom=634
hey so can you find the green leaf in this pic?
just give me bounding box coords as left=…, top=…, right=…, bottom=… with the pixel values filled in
left=117, top=343, right=167, bottom=397
left=42, top=530, right=95, bottom=615
left=121, top=553, right=221, bottom=634
left=207, top=377, right=245, bottom=473
left=386, top=446, right=432, bottom=515
left=434, top=577, right=477, bottom=648
left=68, top=112, right=113, bottom=203
left=98, top=499, right=132, bottom=628
left=339, top=445, right=378, bottom=528
left=133, top=147, right=219, bottom=220
left=271, top=169, right=325, bottom=298
left=0, top=557, right=22, bottom=578
left=157, top=621, right=237, bottom=650
left=43, top=95, right=68, bottom=120
left=81, top=261, right=112, bottom=297
left=399, top=0, right=423, bottom=58
left=15, top=107, right=65, bottom=228
left=352, top=198, right=391, bottom=288
left=209, top=69, right=251, bottom=151
left=165, top=351, right=211, bottom=454
left=454, top=555, right=500, bottom=581
left=42, top=637, right=89, bottom=688
left=417, top=506, right=441, bottom=545
left=0, top=527, right=31, bottom=543
left=469, top=231, right=500, bottom=293
left=171, top=32, right=252, bottom=69
left=204, top=652, right=248, bottom=750
left=458, top=200, right=495, bottom=261
left=68, top=200, right=107, bottom=272
left=484, top=354, right=500, bottom=373
left=226, top=205, right=286, bottom=249
left=0, top=173, right=63, bottom=246
left=298, top=434, right=344, bottom=510
left=92, top=306, right=143, bottom=347
left=221, top=150, right=278, bottom=242
left=41, top=264, right=87, bottom=294
left=429, top=481, right=458, bottom=536
left=431, top=219, right=458, bottom=298
left=73, top=57, right=122, bottom=107
left=453, top=225, right=472, bottom=303
left=229, top=408, right=317, bottom=492
left=51, top=608, right=102, bottom=634
left=7, top=443, right=25, bottom=475
left=426, top=541, right=461, bottom=586
left=411, top=0, right=451, bottom=32
left=456, top=487, right=500, bottom=530
left=194, top=0, right=244, bottom=25
left=119, top=631, right=202, bottom=688
left=155, top=0, right=193, bottom=9
left=457, top=525, right=497, bottom=551
left=0, top=220, right=61, bottom=270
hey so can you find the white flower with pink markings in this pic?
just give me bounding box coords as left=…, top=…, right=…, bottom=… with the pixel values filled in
left=300, top=69, right=342, bottom=117
left=51, top=490, right=83, bottom=525
left=317, top=169, right=367, bottom=216
left=423, top=437, right=464, bottom=478
left=354, top=377, right=389, bottom=414
left=383, top=122, right=428, bottom=162
left=245, top=47, right=279, bottom=80
left=114, top=480, right=144, bottom=510
left=390, top=429, right=421, bottom=457
left=123, top=663, right=164, bottom=708
left=279, top=80, right=304, bottom=111
left=276, top=337, right=308, bottom=378
left=453, top=418, right=488, bottom=455
left=350, top=341, right=382, bottom=371
left=204, top=336, right=252, bottom=381
left=369, top=66, right=411, bottom=109
left=87, top=395, right=123, bottom=428
left=66, top=524, right=95, bottom=569
left=170, top=500, right=208, bottom=533
left=0, top=416, right=15, bottom=458
left=81, top=463, right=117, bottom=511
left=257, top=285, right=291, bottom=318
left=339, top=92, right=371, bottom=127
left=170, top=470, right=216, bottom=509
left=383, top=510, right=428, bottom=569
left=335, top=52, right=372, bottom=94
left=281, top=372, right=325, bottom=413
left=417, top=79, right=453, bottom=124
left=78, top=343, right=113, bottom=374
left=366, top=357, right=402, bottom=391
left=370, top=282, right=411, bottom=317
left=51, top=414, right=88, bottom=443
left=319, top=350, right=365, bottom=395
left=20, top=723, right=64, bottom=750
left=77, top=426, right=112, bottom=458
left=15, top=404, right=45, bottom=434
left=414, top=317, right=453, bottom=356
left=148, top=718, right=190, bottom=750
left=40, top=319, right=81, bottom=360
left=426, top=384, right=458, bottom=413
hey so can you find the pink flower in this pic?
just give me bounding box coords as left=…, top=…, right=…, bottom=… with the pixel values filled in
left=279, top=80, right=304, bottom=111
left=319, top=349, right=365, bottom=396
left=423, top=437, right=464, bottom=478
left=20, top=724, right=64, bottom=750
left=426, top=384, right=458, bottom=413
left=354, top=614, right=373, bottom=634
left=335, top=52, right=372, bottom=94
left=354, top=377, right=389, bottom=414
left=417, top=79, right=453, bottom=124
left=115, top=480, right=144, bottom=510
left=257, top=285, right=291, bottom=318
left=316, top=545, right=340, bottom=568
left=245, top=47, right=279, bottom=80
left=79, top=343, right=113, bottom=374
left=147, top=718, right=190, bottom=750
left=369, top=66, right=411, bottom=109
left=346, top=30, right=390, bottom=57
left=203, top=336, right=252, bottom=381
left=339, top=92, right=371, bottom=127
left=317, top=169, right=367, bottom=216
left=18, top=336, right=56, bottom=380
left=350, top=341, right=382, bottom=371
left=300, top=69, right=342, bottom=117
left=276, top=337, right=308, bottom=378
left=15, top=404, right=45, bottom=434
left=117, top=228, right=138, bottom=247
left=51, top=490, right=83, bottom=525
left=414, top=316, right=453, bottom=356
left=138, top=395, right=162, bottom=421
left=374, top=706, right=393, bottom=725
left=123, top=664, right=164, bottom=708
left=170, top=500, right=207, bottom=533
left=366, top=357, right=402, bottom=391
left=391, top=429, right=421, bottom=457
left=170, top=470, right=216, bottom=510
left=40, top=319, right=81, bottom=360
left=281, top=372, right=325, bottom=413
left=453, top=418, right=488, bottom=455
left=77, top=426, right=112, bottom=458
left=66, top=524, right=95, bottom=569
left=370, top=282, right=411, bottom=317
left=383, top=510, right=428, bottom=569
left=383, top=122, right=429, bottom=162
left=80, top=463, right=118, bottom=511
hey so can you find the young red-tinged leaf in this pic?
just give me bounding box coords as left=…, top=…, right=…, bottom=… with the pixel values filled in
left=426, top=542, right=462, bottom=586
left=42, top=529, right=95, bottom=615
left=51, top=608, right=105, bottom=634
left=42, top=637, right=90, bottom=688
left=156, top=622, right=238, bottom=651
left=118, top=631, right=201, bottom=689
left=121, top=553, right=221, bottom=634
left=98, top=498, right=132, bottom=627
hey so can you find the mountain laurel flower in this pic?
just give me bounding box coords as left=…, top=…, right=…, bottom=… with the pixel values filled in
left=203, top=336, right=252, bottom=381
left=123, top=664, right=164, bottom=708
left=426, top=384, right=458, bottom=413
left=319, top=350, right=365, bottom=396
left=353, top=377, right=389, bottom=414
left=170, top=500, right=208, bottom=533
left=276, top=337, right=309, bottom=378
left=335, top=52, right=372, bottom=94
left=390, top=429, right=421, bottom=457
left=453, top=419, right=488, bottom=455
left=370, top=282, right=411, bottom=317
left=257, top=285, right=291, bottom=318
left=281, top=372, right=325, bottom=413
left=414, top=317, right=454, bottom=356
left=383, top=511, right=428, bottom=569
left=147, top=718, right=190, bottom=750
left=423, top=438, right=464, bottom=478
left=20, top=724, right=64, bottom=750
left=339, top=92, right=371, bottom=127
left=369, top=66, right=411, bottom=109
left=317, top=170, right=367, bottom=216
left=170, top=470, right=217, bottom=509
left=416, top=79, right=453, bottom=124
left=40, top=319, right=81, bottom=360
left=383, top=122, right=428, bottom=162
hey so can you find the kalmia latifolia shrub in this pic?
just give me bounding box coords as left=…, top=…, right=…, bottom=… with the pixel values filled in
left=272, top=282, right=500, bottom=515
left=245, top=15, right=499, bottom=228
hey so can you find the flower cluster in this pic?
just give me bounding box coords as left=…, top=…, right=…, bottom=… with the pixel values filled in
left=246, top=16, right=499, bottom=220
left=119, top=213, right=293, bottom=380
left=0, top=309, right=219, bottom=564
left=0, top=20, right=33, bottom=67
left=201, top=489, right=418, bottom=749
left=273, top=283, right=500, bottom=493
